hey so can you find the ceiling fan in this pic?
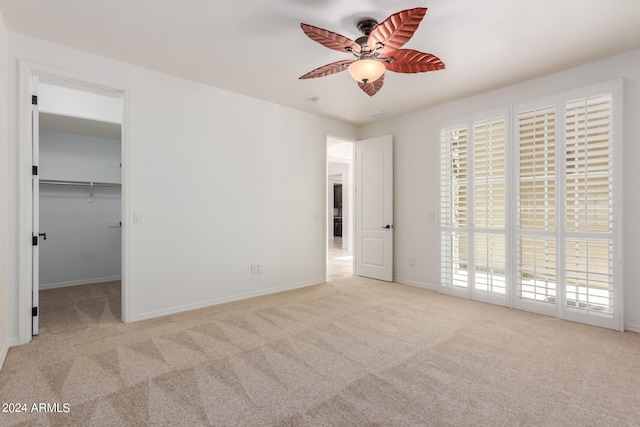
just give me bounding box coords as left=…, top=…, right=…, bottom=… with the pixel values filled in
left=299, top=7, right=445, bottom=96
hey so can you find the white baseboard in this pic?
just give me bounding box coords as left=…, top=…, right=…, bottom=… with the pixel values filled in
left=393, top=280, right=640, bottom=334
left=393, top=278, right=437, bottom=291
left=40, top=276, right=121, bottom=290
left=130, top=279, right=323, bottom=323
left=624, top=322, right=640, bottom=333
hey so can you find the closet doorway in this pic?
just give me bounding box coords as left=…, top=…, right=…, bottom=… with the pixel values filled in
left=33, top=76, right=123, bottom=335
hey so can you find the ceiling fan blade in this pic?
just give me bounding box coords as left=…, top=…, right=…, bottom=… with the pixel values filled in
left=368, top=8, right=427, bottom=54
left=358, top=74, right=384, bottom=96
left=301, top=23, right=360, bottom=54
left=382, top=49, right=445, bottom=73
left=299, top=60, right=354, bottom=79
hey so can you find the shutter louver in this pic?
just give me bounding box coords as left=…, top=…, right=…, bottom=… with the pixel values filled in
left=441, top=231, right=469, bottom=288
left=474, top=233, right=506, bottom=294
left=565, top=239, right=613, bottom=313
left=518, top=236, right=557, bottom=302
left=440, top=126, right=468, bottom=229
left=565, top=95, right=613, bottom=233
left=517, top=106, right=556, bottom=231
left=474, top=119, right=506, bottom=229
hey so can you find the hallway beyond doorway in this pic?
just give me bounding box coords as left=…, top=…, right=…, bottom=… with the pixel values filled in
left=327, top=237, right=353, bottom=281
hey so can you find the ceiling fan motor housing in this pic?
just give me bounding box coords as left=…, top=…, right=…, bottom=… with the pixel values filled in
left=356, top=18, right=378, bottom=36
left=354, top=36, right=371, bottom=54
left=355, top=18, right=382, bottom=55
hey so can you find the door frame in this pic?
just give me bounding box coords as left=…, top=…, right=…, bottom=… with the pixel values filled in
left=325, top=134, right=394, bottom=282
left=325, top=135, right=355, bottom=280
left=31, top=75, right=40, bottom=335
left=16, top=60, right=131, bottom=344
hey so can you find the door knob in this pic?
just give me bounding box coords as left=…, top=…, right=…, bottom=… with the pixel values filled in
left=381, top=225, right=393, bottom=229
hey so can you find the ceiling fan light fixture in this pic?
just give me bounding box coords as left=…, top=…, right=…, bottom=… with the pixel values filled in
left=347, top=58, right=385, bottom=84
left=299, top=8, right=444, bottom=96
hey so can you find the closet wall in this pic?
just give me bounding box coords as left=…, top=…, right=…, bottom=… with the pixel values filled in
left=38, top=81, right=122, bottom=289
left=39, top=127, right=121, bottom=288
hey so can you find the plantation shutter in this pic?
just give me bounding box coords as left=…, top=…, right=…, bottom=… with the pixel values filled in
left=564, top=94, right=614, bottom=316
left=516, top=105, right=558, bottom=310
left=565, top=95, right=612, bottom=234
left=474, top=118, right=506, bottom=229
left=439, top=81, right=620, bottom=330
left=473, top=118, right=506, bottom=297
left=440, top=124, right=469, bottom=289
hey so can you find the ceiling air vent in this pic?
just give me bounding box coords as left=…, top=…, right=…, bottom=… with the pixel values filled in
left=369, top=111, right=393, bottom=121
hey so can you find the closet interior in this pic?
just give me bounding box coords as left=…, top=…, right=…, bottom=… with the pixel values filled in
left=37, top=80, right=122, bottom=333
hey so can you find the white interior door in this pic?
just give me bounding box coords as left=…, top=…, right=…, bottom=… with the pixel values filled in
left=31, top=76, right=40, bottom=335
left=355, top=135, right=393, bottom=281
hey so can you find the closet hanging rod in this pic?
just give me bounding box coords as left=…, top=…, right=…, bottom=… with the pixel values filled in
left=39, top=180, right=121, bottom=187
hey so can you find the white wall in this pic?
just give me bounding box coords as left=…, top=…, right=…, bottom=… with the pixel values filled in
left=39, top=184, right=122, bottom=288
left=0, top=9, right=9, bottom=368
left=40, top=130, right=121, bottom=183
left=6, top=33, right=359, bottom=344
left=361, top=49, right=640, bottom=332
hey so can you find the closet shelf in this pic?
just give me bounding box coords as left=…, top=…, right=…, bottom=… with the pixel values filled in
left=40, top=179, right=121, bottom=187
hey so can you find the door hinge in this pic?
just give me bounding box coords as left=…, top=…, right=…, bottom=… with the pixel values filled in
left=32, top=235, right=38, bottom=246
left=32, top=95, right=38, bottom=105
left=32, top=307, right=38, bottom=317
left=32, top=165, right=38, bottom=176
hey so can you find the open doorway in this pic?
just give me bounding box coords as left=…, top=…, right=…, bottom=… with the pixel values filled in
left=327, top=136, right=354, bottom=281
left=33, top=76, right=123, bottom=336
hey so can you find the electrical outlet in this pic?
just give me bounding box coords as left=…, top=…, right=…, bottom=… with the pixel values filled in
left=410, top=257, right=415, bottom=266
left=251, top=264, right=257, bottom=274
left=258, top=264, right=264, bottom=274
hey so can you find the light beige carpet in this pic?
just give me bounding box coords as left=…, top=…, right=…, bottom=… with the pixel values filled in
left=1, top=277, right=639, bottom=426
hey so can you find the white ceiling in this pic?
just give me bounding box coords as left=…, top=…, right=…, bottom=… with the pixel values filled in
left=2, top=0, right=640, bottom=125
left=328, top=140, right=354, bottom=163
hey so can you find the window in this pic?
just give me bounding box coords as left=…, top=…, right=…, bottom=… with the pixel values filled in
left=440, top=112, right=508, bottom=306
left=516, top=105, right=557, bottom=307
left=473, top=118, right=507, bottom=296
left=440, top=125, right=468, bottom=289
left=563, top=95, right=614, bottom=315
left=439, top=82, right=621, bottom=330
